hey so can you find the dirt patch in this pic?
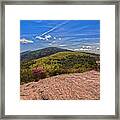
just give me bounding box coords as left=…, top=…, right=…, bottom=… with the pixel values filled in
left=20, top=70, right=100, bottom=100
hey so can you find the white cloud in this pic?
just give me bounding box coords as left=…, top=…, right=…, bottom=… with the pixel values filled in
left=52, top=41, right=56, bottom=43
left=35, top=36, right=46, bottom=40
left=59, top=44, right=67, bottom=47
left=41, top=21, right=69, bottom=36
left=49, top=40, right=56, bottom=46
left=74, top=49, right=79, bottom=51
left=20, top=38, right=33, bottom=44
left=53, top=37, right=56, bottom=39
left=79, top=48, right=84, bottom=51
left=79, top=45, right=93, bottom=51
left=96, top=47, right=100, bottom=50
left=35, top=34, right=52, bottom=41
left=58, top=38, right=62, bottom=40
left=82, top=46, right=92, bottom=49
left=48, top=43, right=52, bottom=46
left=45, top=34, right=52, bottom=40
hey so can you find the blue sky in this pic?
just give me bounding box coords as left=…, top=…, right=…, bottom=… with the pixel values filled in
left=20, top=20, right=100, bottom=53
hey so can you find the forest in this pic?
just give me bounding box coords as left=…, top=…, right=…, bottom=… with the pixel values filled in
left=20, top=47, right=100, bottom=85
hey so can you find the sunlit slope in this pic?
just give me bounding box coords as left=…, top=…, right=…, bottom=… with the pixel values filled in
left=20, top=51, right=100, bottom=84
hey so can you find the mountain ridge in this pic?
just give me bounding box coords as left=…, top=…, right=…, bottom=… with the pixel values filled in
left=21, top=47, right=72, bottom=62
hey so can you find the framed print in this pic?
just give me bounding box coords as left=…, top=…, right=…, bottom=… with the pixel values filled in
left=0, top=0, right=119, bottom=119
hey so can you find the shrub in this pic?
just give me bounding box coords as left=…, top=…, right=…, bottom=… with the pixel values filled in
left=20, top=69, right=34, bottom=84
left=32, top=67, right=47, bottom=81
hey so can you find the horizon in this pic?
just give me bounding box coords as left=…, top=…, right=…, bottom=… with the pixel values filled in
left=20, top=20, right=100, bottom=53
left=20, top=46, right=100, bottom=55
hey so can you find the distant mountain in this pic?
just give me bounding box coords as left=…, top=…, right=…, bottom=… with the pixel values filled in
left=20, top=50, right=31, bottom=55
left=20, top=47, right=72, bottom=62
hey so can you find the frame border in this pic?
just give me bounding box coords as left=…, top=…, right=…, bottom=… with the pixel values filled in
left=0, top=0, right=119, bottom=119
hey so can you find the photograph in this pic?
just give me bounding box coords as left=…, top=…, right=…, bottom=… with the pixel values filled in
left=20, top=20, right=100, bottom=100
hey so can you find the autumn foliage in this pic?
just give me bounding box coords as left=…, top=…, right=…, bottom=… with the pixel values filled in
left=32, top=67, right=47, bottom=81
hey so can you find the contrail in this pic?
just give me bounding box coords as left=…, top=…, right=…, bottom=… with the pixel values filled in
left=58, top=25, right=90, bottom=35
left=41, top=21, right=69, bottom=36
left=79, top=25, right=90, bottom=30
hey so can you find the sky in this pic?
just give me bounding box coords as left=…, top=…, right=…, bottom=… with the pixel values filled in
left=20, top=20, right=100, bottom=53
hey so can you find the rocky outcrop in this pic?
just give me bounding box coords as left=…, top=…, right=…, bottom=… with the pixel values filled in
left=20, top=70, right=100, bottom=100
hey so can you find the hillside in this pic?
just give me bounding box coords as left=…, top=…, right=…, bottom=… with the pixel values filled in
left=20, top=70, right=100, bottom=100
left=20, top=51, right=100, bottom=84
left=21, top=47, right=71, bottom=62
